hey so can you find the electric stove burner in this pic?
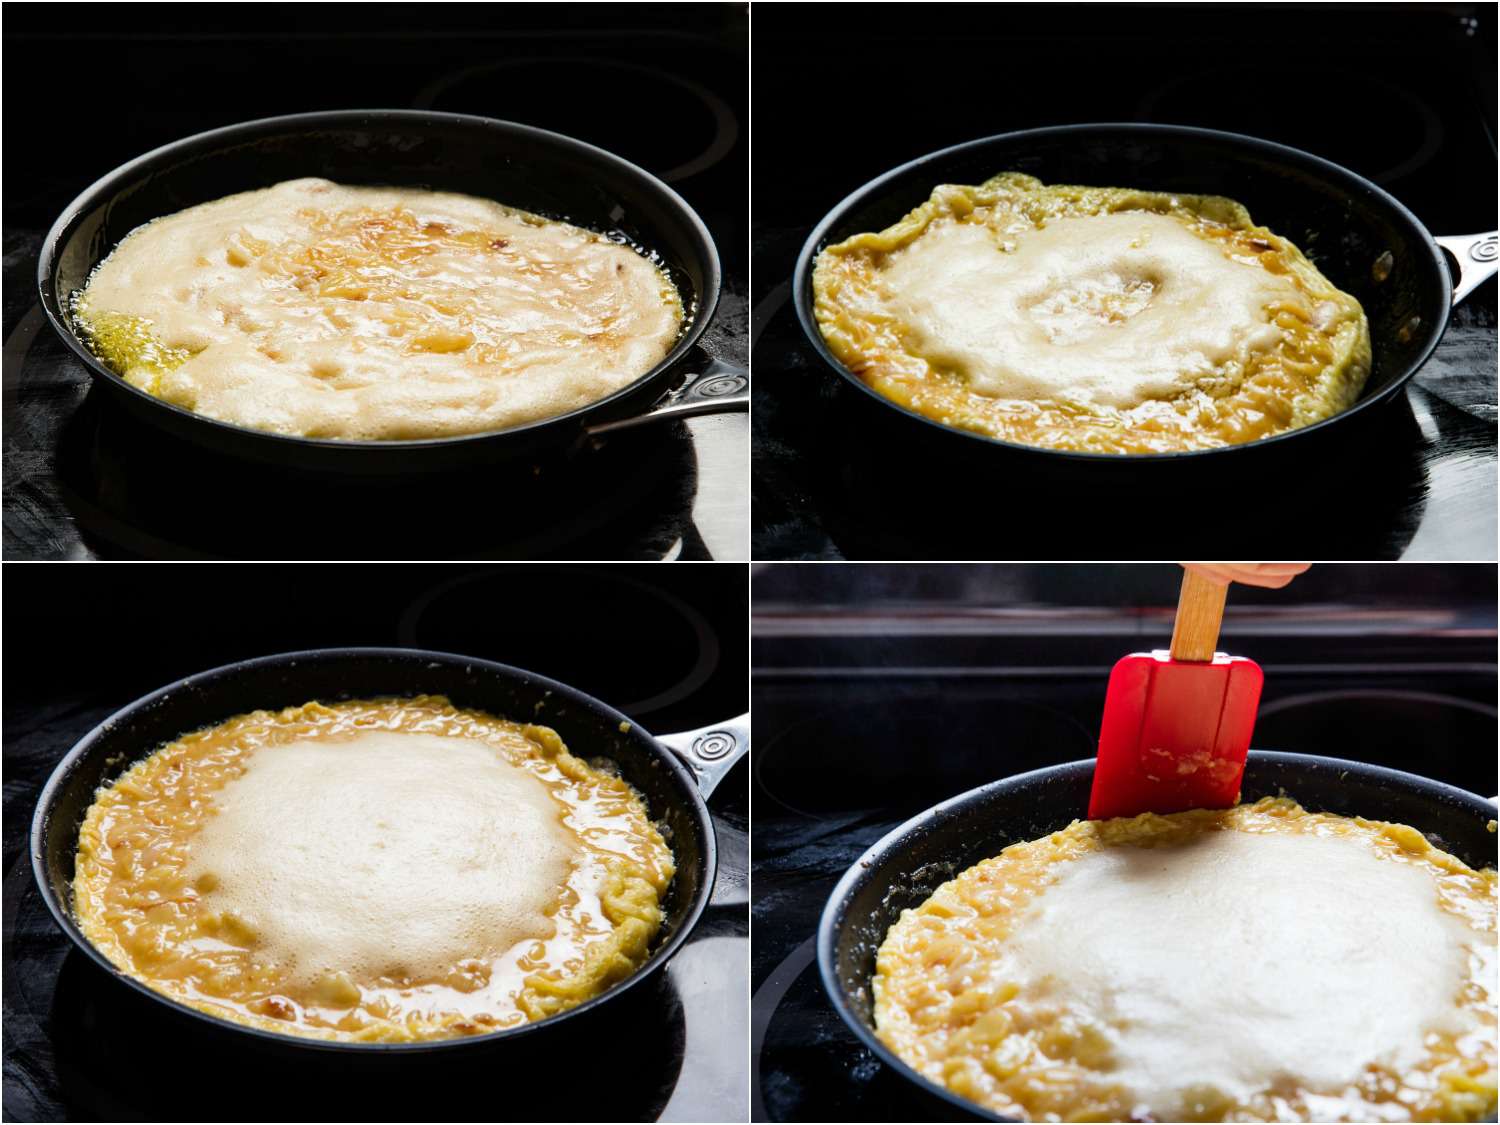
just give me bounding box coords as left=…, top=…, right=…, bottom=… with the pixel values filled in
left=753, top=937, right=961, bottom=1123
left=1255, top=689, right=1498, bottom=792
left=1135, top=68, right=1443, bottom=186
left=756, top=697, right=1093, bottom=819
left=416, top=56, right=738, bottom=184
left=396, top=567, right=722, bottom=719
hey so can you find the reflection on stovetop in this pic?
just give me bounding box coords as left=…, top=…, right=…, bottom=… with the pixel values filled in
left=397, top=567, right=724, bottom=715
left=750, top=669, right=1496, bottom=1122
left=2, top=13, right=747, bottom=562
left=414, top=56, right=739, bottom=186
left=750, top=4, right=1497, bottom=562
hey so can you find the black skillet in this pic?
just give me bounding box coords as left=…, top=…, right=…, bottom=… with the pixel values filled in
left=818, top=752, right=1497, bottom=1121
left=29, top=647, right=748, bottom=1055
left=794, top=123, right=1497, bottom=473
left=37, top=110, right=748, bottom=475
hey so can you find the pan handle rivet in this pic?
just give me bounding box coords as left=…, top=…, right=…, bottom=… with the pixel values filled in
left=692, top=731, right=734, bottom=759
left=691, top=374, right=747, bottom=398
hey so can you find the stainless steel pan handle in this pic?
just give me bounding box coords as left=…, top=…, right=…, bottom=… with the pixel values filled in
left=1434, top=232, right=1498, bottom=305
left=657, top=713, right=750, bottom=797
left=587, top=358, right=748, bottom=437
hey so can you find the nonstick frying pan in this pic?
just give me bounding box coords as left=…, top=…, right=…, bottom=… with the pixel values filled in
left=794, top=123, right=1497, bottom=470
left=819, top=752, right=1498, bottom=1121
left=37, top=110, right=748, bottom=475
left=29, top=647, right=748, bottom=1054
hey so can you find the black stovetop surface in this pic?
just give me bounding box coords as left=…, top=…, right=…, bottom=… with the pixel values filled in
left=3, top=563, right=749, bottom=1123
left=749, top=569, right=1497, bottom=1122
left=750, top=4, right=1497, bottom=561
left=2, top=6, right=747, bottom=561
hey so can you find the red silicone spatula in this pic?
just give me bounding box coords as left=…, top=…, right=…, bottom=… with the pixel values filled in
left=1088, top=568, right=1264, bottom=820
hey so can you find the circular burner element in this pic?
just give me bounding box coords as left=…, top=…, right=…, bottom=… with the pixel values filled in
left=397, top=567, right=720, bottom=718
left=1136, top=68, right=1442, bottom=185
left=755, top=696, right=1094, bottom=819
left=1254, top=689, right=1496, bottom=796
left=415, top=57, right=737, bottom=183
left=751, top=938, right=952, bottom=1123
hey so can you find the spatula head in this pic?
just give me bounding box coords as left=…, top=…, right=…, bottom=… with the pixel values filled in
left=1089, top=650, right=1263, bottom=821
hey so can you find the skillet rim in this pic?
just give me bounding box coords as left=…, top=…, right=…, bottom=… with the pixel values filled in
left=35, top=108, right=724, bottom=455
left=28, top=644, right=718, bottom=1054
left=792, top=121, right=1455, bottom=465
left=815, top=750, right=1497, bottom=1122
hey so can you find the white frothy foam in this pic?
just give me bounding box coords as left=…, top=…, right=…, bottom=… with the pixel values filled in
left=1000, top=829, right=1485, bottom=1117
left=187, top=730, right=577, bottom=988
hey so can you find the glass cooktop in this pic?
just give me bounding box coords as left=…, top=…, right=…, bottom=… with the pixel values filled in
left=751, top=4, right=1497, bottom=561
left=3, top=562, right=749, bottom=1122
left=750, top=563, right=1497, bottom=1120
left=2, top=7, right=748, bottom=561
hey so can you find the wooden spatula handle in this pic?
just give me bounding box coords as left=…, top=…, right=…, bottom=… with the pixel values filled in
left=1170, top=568, right=1227, bottom=662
